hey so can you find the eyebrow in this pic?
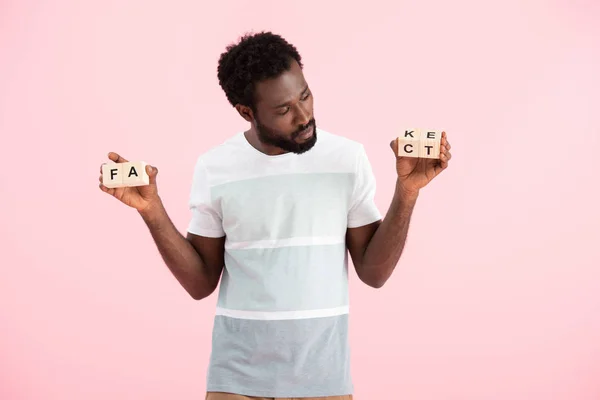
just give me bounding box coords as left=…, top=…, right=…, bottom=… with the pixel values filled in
left=272, top=85, right=309, bottom=109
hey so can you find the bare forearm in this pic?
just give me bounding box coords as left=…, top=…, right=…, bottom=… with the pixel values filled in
left=360, top=179, right=418, bottom=287
left=139, top=199, right=214, bottom=299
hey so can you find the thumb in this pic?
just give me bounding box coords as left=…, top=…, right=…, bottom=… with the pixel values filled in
left=146, top=164, right=158, bottom=184
left=389, top=138, right=399, bottom=156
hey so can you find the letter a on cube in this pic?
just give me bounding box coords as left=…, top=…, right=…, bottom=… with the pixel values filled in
left=123, top=161, right=150, bottom=187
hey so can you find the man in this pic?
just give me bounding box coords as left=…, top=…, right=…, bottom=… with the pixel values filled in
left=99, top=31, right=451, bottom=400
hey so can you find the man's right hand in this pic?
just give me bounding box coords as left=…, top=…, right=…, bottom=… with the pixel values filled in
left=99, top=152, right=161, bottom=214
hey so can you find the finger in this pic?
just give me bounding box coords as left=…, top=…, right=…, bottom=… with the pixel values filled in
left=146, top=164, right=158, bottom=185
left=108, top=152, right=129, bottom=163
left=389, top=138, right=398, bottom=156
left=99, top=163, right=106, bottom=173
left=442, top=143, right=452, bottom=159
left=441, top=142, right=452, bottom=157
left=99, top=182, right=121, bottom=199
left=99, top=182, right=111, bottom=193
left=441, top=131, right=452, bottom=149
left=437, top=152, right=449, bottom=172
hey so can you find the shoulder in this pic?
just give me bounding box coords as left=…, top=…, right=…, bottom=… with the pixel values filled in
left=316, top=128, right=365, bottom=151
left=187, top=132, right=247, bottom=188
left=194, top=132, right=246, bottom=167
left=311, top=128, right=368, bottom=169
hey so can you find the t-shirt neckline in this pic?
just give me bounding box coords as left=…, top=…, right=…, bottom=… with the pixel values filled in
left=239, top=131, right=299, bottom=159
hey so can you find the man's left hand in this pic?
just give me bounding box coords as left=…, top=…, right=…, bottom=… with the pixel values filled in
left=389, top=131, right=452, bottom=195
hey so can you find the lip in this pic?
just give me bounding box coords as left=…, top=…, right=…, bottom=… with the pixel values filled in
left=297, top=126, right=314, bottom=139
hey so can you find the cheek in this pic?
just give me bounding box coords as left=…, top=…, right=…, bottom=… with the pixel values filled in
left=261, top=115, right=293, bottom=136
left=308, top=96, right=315, bottom=112
left=274, top=115, right=298, bottom=134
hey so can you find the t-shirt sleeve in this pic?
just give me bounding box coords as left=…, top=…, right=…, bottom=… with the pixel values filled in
left=187, top=157, right=225, bottom=238
left=347, top=144, right=382, bottom=228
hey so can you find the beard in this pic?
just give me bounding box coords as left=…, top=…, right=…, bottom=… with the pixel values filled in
left=254, top=117, right=317, bottom=155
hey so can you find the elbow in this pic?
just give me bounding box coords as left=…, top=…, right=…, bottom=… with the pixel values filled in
left=354, top=256, right=396, bottom=289
left=367, top=277, right=387, bottom=289
left=357, top=268, right=389, bottom=289
left=188, top=284, right=217, bottom=301
left=190, top=291, right=209, bottom=301
left=187, top=269, right=222, bottom=300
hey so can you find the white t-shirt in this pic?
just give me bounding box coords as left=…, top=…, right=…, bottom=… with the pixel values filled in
left=187, top=128, right=381, bottom=397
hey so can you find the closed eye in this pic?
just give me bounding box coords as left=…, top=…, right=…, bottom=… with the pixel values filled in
left=275, top=87, right=311, bottom=115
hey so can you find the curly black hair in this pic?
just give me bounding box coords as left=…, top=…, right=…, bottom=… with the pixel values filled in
left=217, top=31, right=303, bottom=112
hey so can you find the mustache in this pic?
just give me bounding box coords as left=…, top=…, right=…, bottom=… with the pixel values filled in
left=293, top=119, right=315, bottom=137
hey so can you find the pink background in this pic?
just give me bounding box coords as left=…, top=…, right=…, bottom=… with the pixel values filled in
left=1, top=1, right=599, bottom=399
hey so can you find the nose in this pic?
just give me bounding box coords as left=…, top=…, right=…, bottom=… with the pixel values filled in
left=294, top=104, right=311, bottom=126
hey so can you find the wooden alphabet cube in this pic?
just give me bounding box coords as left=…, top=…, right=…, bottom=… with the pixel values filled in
left=397, top=129, right=442, bottom=159
left=102, top=161, right=150, bottom=188
left=397, top=129, right=421, bottom=158
left=419, top=130, right=442, bottom=159
left=122, top=161, right=150, bottom=187
left=102, top=163, right=123, bottom=188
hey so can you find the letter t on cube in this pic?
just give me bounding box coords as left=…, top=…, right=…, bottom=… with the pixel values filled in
left=419, top=130, right=442, bottom=159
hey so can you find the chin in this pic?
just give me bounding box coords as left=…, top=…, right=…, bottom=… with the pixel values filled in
left=293, top=132, right=317, bottom=154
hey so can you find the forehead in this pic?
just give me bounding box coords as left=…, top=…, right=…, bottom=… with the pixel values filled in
left=254, top=60, right=307, bottom=107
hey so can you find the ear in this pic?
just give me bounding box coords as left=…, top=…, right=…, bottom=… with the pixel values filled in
left=235, top=104, right=254, bottom=122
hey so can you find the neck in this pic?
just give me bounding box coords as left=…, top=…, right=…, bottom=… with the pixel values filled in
left=245, top=128, right=288, bottom=156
